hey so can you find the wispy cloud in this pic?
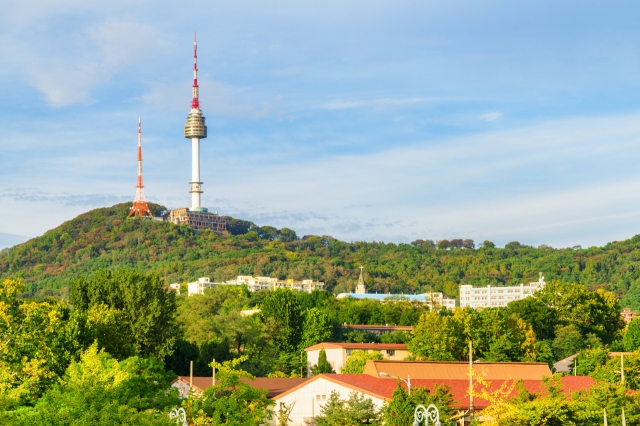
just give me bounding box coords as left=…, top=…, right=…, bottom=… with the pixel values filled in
left=4, top=19, right=168, bottom=107
left=206, top=112, right=640, bottom=246
left=480, top=111, right=503, bottom=121
left=1, top=190, right=129, bottom=207
left=323, top=97, right=425, bottom=111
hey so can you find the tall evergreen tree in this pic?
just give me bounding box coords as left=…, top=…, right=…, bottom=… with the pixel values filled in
left=311, top=349, right=335, bottom=375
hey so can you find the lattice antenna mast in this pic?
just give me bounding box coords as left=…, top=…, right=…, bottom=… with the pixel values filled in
left=128, top=119, right=153, bottom=217
left=192, top=32, right=200, bottom=110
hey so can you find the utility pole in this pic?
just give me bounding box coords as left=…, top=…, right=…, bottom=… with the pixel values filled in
left=621, top=353, right=625, bottom=384
left=212, top=358, right=216, bottom=386
left=469, top=340, right=474, bottom=421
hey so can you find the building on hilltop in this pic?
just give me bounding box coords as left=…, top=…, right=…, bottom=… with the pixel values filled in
left=304, top=342, right=410, bottom=376
left=459, top=272, right=546, bottom=309
left=622, top=307, right=638, bottom=324
left=355, top=265, right=367, bottom=294
left=233, top=276, right=324, bottom=293
left=336, top=266, right=456, bottom=309
left=186, top=276, right=324, bottom=296
left=165, top=34, right=227, bottom=233
left=168, top=208, right=226, bottom=232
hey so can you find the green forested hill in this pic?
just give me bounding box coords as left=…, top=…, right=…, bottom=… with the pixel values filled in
left=3, top=203, right=640, bottom=309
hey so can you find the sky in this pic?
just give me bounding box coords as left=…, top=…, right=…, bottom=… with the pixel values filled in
left=2, top=1, right=640, bottom=249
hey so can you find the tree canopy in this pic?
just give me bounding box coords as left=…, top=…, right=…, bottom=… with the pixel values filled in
left=70, top=269, right=179, bottom=359
left=7, top=203, right=640, bottom=310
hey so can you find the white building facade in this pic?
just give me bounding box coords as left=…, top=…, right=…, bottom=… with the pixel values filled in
left=270, top=375, right=386, bottom=426
left=459, top=273, right=546, bottom=308
left=305, top=342, right=409, bottom=376
left=233, top=276, right=324, bottom=293
left=187, top=276, right=324, bottom=296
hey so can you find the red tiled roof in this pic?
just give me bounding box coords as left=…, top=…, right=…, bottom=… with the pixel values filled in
left=174, top=376, right=309, bottom=398
left=274, top=374, right=596, bottom=410
left=304, top=342, right=407, bottom=351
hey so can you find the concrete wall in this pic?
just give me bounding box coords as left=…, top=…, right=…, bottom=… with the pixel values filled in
left=307, top=348, right=345, bottom=375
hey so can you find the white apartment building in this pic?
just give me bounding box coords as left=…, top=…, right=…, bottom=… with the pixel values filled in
left=187, top=276, right=324, bottom=296
left=459, top=273, right=546, bottom=308
left=233, top=276, right=324, bottom=293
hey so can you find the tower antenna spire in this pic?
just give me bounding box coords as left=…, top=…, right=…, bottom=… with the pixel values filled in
left=191, top=31, right=200, bottom=110
left=128, top=118, right=153, bottom=218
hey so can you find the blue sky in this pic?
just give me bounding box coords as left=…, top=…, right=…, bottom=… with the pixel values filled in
left=2, top=0, right=640, bottom=249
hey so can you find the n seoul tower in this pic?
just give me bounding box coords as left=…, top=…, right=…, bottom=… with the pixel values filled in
left=167, top=34, right=226, bottom=232
left=184, top=32, right=207, bottom=212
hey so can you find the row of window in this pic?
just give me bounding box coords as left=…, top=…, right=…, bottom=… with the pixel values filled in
left=345, top=349, right=395, bottom=357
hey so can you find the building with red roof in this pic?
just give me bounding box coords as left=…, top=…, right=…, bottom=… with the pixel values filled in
left=270, top=373, right=595, bottom=426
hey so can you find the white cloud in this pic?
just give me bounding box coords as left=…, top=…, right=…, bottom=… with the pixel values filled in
left=201, top=112, right=640, bottom=246
left=323, top=97, right=425, bottom=111
left=2, top=19, right=168, bottom=107
left=480, top=111, right=503, bottom=121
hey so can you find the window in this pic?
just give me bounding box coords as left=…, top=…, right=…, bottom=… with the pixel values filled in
left=387, top=350, right=395, bottom=357
left=346, top=349, right=352, bottom=356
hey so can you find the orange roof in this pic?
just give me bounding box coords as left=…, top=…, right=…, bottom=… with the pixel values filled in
left=174, top=376, right=309, bottom=398
left=273, top=374, right=596, bottom=410
left=362, top=360, right=552, bottom=381
left=304, top=342, right=407, bottom=351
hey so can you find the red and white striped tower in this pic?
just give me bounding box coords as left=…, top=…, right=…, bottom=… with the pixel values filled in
left=128, top=119, right=153, bottom=217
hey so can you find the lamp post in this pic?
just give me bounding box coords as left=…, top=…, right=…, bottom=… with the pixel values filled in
left=413, top=403, right=441, bottom=426
left=379, top=372, right=411, bottom=395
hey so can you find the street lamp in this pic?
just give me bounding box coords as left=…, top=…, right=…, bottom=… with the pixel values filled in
left=413, top=403, right=441, bottom=426
left=169, top=407, right=188, bottom=426
left=379, top=372, right=411, bottom=395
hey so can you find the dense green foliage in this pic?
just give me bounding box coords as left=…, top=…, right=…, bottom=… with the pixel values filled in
left=507, top=280, right=624, bottom=361
left=1, top=344, right=178, bottom=426
left=480, top=375, right=640, bottom=425
left=0, top=279, right=87, bottom=409
left=381, top=381, right=455, bottom=426
left=624, top=318, right=640, bottom=351
left=408, top=308, right=536, bottom=362
left=71, top=269, right=179, bottom=359
left=314, top=391, right=380, bottom=425
left=311, top=349, right=335, bottom=375
left=340, top=350, right=384, bottom=374
left=7, top=203, right=640, bottom=310
left=6, top=204, right=640, bottom=423
left=183, top=357, right=273, bottom=425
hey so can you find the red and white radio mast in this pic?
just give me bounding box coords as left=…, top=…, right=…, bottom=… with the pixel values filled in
left=128, top=119, right=153, bottom=218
